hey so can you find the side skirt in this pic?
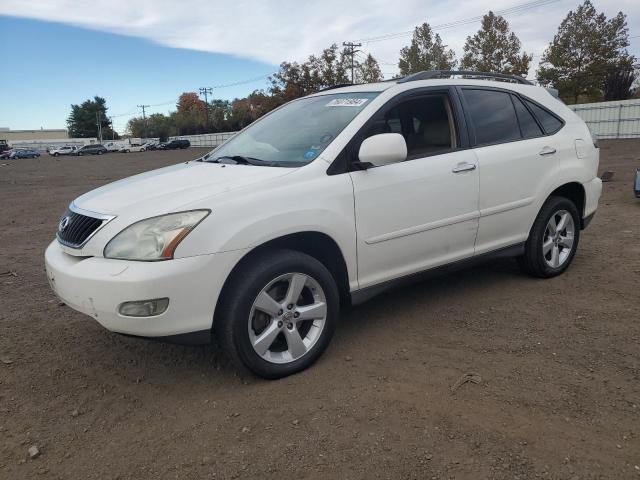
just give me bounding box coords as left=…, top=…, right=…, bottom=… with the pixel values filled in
left=349, top=243, right=525, bottom=306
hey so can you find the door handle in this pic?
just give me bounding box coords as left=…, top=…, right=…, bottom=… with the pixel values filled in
left=539, top=146, right=557, bottom=156
left=452, top=163, right=477, bottom=173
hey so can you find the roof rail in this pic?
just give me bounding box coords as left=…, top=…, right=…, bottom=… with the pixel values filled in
left=397, top=70, right=533, bottom=85
left=318, top=83, right=353, bottom=92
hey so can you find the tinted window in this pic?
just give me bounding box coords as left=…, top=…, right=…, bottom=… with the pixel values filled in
left=463, top=89, right=521, bottom=145
left=512, top=95, right=543, bottom=138
left=364, top=94, right=455, bottom=159
left=523, top=99, right=563, bottom=134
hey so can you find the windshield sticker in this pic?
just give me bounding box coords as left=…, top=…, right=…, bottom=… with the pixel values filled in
left=326, top=98, right=369, bottom=107
left=304, top=150, right=317, bottom=160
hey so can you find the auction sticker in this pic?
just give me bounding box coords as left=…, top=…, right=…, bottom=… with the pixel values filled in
left=326, top=98, right=369, bottom=107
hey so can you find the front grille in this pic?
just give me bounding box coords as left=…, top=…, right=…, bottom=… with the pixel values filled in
left=56, top=209, right=106, bottom=248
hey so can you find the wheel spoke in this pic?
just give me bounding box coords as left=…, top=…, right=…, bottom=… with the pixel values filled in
left=284, top=273, right=307, bottom=306
left=296, top=302, right=327, bottom=322
left=252, top=321, right=281, bottom=356
left=542, top=238, right=554, bottom=255
left=547, top=216, right=557, bottom=236
left=551, top=245, right=560, bottom=268
left=253, top=291, right=281, bottom=317
left=284, top=328, right=307, bottom=359
left=559, top=234, right=574, bottom=249
left=556, top=212, right=568, bottom=233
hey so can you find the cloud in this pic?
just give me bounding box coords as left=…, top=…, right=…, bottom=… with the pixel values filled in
left=2, top=0, right=639, bottom=77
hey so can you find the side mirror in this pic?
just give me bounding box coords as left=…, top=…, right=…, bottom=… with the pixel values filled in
left=357, top=133, right=407, bottom=168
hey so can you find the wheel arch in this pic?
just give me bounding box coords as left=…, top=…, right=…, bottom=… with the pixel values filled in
left=548, top=182, right=586, bottom=228
left=213, top=231, right=352, bottom=331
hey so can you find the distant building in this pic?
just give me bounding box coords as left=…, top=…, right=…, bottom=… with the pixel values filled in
left=0, top=127, right=68, bottom=141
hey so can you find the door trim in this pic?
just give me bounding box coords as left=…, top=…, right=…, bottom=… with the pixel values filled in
left=364, top=210, right=480, bottom=244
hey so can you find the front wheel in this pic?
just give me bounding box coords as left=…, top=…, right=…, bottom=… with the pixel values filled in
left=97, top=150, right=103, bottom=155
left=216, top=249, right=339, bottom=379
left=519, top=196, right=580, bottom=278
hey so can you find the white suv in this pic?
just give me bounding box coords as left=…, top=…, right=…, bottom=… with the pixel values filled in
left=45, top=71, right=602, bottom=378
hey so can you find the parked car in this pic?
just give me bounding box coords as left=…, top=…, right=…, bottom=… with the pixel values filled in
left=72, top=144, right=108, bottom=156
left=634, top=168, right=640, bottom=198
left=49, top=145, right=78, bottom=157
left=45, top=70, right=602, bottom=379
left=12, top=149, right=40, bottom=158
left=144, top=142, right=159, bottom=151
left=119, top=142, right=153, bottom=153
left=158, top=139, right=190, bottom=150
left=0, top=149, right=13, bottom=159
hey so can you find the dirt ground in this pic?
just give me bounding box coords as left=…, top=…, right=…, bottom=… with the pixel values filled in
left=0, top=142, right=639, bottom=480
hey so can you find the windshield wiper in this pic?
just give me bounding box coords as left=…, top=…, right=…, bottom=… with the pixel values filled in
left=207, top=155, right=274, bottom=166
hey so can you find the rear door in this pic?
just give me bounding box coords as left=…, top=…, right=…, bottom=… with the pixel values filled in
left=349, top=89, right=480, bottom=288
left=459, top=87, right=563, bottom=254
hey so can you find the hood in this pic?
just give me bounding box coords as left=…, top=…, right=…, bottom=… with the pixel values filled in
left=74, top=161, right=295, bottom=216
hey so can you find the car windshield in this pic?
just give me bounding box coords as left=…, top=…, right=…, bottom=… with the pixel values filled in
left=207, top=92, right=379, bottom=166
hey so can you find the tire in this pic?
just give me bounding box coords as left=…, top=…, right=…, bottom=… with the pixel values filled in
left=54, top=153, right=59, bottom=157
left=98, top=150, right=103, bottom=155
left=518, top=195, right=580, bottom=278
left=78, top=152, right=83, bottom=156
left=216, top=249, right=339, bottom=379
left=126, top=149, right=130, bottom=153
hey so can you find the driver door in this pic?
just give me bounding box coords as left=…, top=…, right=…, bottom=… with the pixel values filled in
left=349, top=90, right=480, bottom=288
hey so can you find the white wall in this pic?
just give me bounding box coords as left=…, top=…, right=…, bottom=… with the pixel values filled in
left=169, top=132, right=236, bottom=147
left=568, top=99, right=640, bottom=139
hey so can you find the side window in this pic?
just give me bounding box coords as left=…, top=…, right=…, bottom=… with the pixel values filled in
left=523, top=99, right=563, bottom=134
left=512, top=95, right=543, bottom=138
left=363, top=94, right=456, bottom=160
left=462, top=89, right=521, bottom=145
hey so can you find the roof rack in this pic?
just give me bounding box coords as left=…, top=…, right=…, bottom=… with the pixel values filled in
left=318, top=83, right=353, bottom=92
left=397, top=70, right=533, bottom=85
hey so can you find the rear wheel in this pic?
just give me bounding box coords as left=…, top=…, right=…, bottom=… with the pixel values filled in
left=217, top=249, right=339, bottom=379
left=519, top=196, right=580, bottom=278
left=97, top=150, right=103, bottom=155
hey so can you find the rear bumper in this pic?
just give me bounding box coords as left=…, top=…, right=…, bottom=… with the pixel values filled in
left=44, top=240, right=246, bottom=339
left=582, top=177, right=602, bottom=227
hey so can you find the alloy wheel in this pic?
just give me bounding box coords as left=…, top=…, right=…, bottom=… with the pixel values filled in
left=543, top=209, right=575, bottom=268
left=248, top=272, right=327, bottom=364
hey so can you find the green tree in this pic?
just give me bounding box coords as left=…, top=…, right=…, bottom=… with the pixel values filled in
left=398, top=23, right=456, bottom=75
left=357, top=54, right=384, bottom=83
left=537, top=0, right=635, bottom=103
left=461, top=12, right=532, bottom=76
left=66, top=96, right=111, bottom=138
left=269, top=44, right=354, bottom=101
left=126, top=113, right=176, bottom=140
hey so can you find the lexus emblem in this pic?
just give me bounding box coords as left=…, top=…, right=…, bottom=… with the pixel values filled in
left=58, top=216, right=71, bottom=232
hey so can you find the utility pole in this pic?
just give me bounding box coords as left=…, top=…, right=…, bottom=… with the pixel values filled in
left=342, top=42, right=362, bottom=84
left=137, top=104, right=149, bottom=140
left=96, top=111, right=103, bottom=143
left=199, top=87, right=213, bottom=131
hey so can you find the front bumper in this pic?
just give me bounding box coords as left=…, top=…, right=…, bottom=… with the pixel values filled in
left=44, top=241, right=246, bottom=339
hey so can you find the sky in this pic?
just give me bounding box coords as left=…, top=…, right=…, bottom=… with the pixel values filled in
left=0, top=0, right=638, bottom=134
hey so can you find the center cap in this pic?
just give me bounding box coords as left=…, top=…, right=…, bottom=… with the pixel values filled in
left=282, top=311, right=294, bottom=321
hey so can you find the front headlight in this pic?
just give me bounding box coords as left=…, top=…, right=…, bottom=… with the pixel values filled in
left=104, top=210, right=210, bottom=261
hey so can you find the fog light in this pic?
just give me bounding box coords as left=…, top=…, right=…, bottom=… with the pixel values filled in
left=118, top=298, right=169, bottom=317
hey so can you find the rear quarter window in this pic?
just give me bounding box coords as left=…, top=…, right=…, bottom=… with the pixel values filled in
left=523, top=99, right=563, bottom=134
